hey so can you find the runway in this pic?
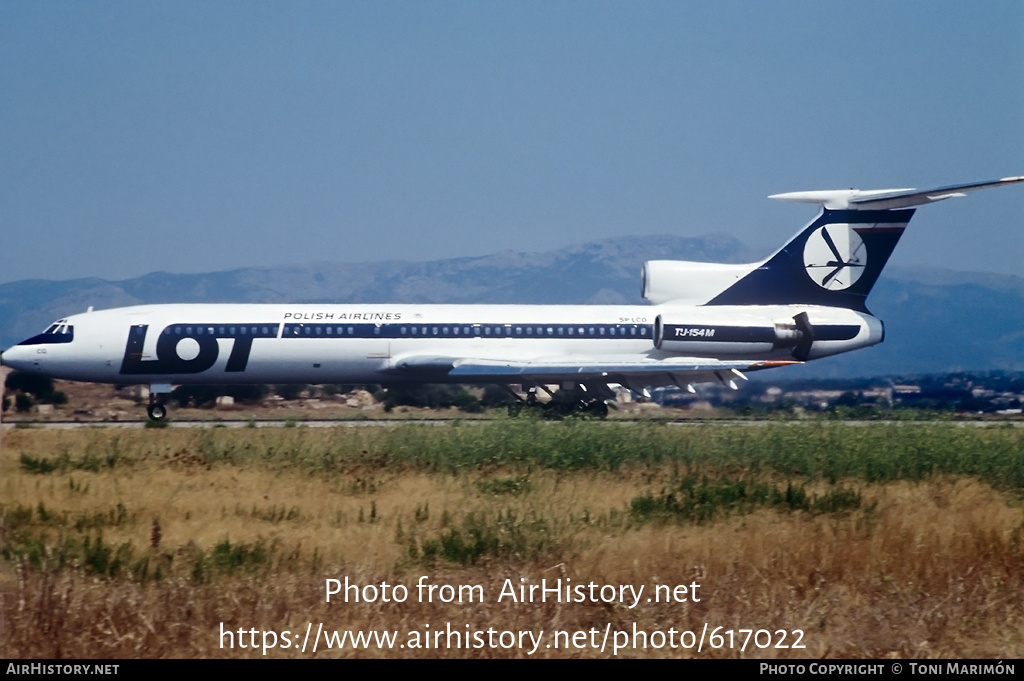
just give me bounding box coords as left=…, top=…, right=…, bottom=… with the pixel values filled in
left=4, top=417, right=1023, bottom=430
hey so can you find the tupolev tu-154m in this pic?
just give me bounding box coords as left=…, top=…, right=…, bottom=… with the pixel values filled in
left=3, top=176, right=1022, bottom=421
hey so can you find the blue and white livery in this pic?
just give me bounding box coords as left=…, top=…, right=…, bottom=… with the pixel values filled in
left=3, top=176, right=1022, bottom=419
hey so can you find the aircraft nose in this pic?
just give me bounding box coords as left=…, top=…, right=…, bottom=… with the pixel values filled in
left=0, top=345, right=38, bottom=372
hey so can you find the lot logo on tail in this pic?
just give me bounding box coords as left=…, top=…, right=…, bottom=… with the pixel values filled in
left=803, top=224, right=866, bottom=290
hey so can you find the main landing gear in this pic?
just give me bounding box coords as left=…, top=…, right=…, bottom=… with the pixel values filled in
left=506, top=385, right=610, bottom=419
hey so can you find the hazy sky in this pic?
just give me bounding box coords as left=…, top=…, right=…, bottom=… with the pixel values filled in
left=2, top=1, right=1022, bottom=284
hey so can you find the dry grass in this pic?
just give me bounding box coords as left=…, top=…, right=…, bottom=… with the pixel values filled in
left=2, top=425, right=1022, bottom=658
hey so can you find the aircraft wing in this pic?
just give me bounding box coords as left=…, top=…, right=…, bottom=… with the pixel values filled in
left=388, top=355, right=798, bottom=391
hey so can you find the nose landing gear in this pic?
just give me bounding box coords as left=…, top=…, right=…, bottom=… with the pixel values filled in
left=146, top=401, right=167, bottom=421
left=146, top=384, right=172, bottom=421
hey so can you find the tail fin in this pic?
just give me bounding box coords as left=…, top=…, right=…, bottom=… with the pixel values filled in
left=707, top=207, right=913, bottom=312
left=707, top=176, right=1024, bottom=312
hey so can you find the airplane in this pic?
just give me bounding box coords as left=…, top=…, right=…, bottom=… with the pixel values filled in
left=2, top=176, right=1022, bottom=421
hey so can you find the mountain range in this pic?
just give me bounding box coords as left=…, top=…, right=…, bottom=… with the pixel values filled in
left=2, top=234, right=1022, bottom=378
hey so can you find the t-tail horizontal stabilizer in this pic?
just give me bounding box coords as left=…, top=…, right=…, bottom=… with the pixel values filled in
left=768, top=176, right=1024, bottom=210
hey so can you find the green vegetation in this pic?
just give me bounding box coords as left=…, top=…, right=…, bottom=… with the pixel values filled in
left=14, top=421, right=1024, bottom=490
left=630, top=477, right=865, bottom=524
left=191, top=539, right=285, bottom=584
left=407, top=509, right=554, bottom=566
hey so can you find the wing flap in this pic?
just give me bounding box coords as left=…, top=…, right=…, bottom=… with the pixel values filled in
left=387, top=355, right=798, bottom=386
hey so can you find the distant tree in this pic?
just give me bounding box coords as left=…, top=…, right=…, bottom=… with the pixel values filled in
left=833, top=391, right=861, bottom=408
left=224, top=385, right=270, bottom=404
left=376, top=384, right=481, bottom=411
left=171, top=385, right=220, bottom=408
left=15, top=393, right=34, bottom=413
left=5, top=371, right=55, bottom=401
left=480, top=385, right=516, bottom=408
left=320, top=384, right=379, bottom=398
left=275, top=384, right=307, bottom=401
left=169, top=384, right=269, bottom=408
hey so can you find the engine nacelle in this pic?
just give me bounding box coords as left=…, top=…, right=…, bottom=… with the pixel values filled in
left=654, top=312, right=783, bottom=356
left=653, top=307, right=883, bottom=360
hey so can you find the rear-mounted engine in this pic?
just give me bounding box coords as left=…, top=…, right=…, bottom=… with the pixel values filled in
left=653, top=308, right=882, bottom=360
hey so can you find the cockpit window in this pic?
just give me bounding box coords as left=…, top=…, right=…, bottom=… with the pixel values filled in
left=19, top=321, right=75, bottom=346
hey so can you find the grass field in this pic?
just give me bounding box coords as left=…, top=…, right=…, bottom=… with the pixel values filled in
left=2, top=421, right=1022, bottom=658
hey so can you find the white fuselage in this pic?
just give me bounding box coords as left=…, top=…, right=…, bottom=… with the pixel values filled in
left=0, top=302, right=881, bottom=388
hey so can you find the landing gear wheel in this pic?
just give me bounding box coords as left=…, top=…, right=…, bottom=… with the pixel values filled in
left=147, top=403, right=167, bottom=421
